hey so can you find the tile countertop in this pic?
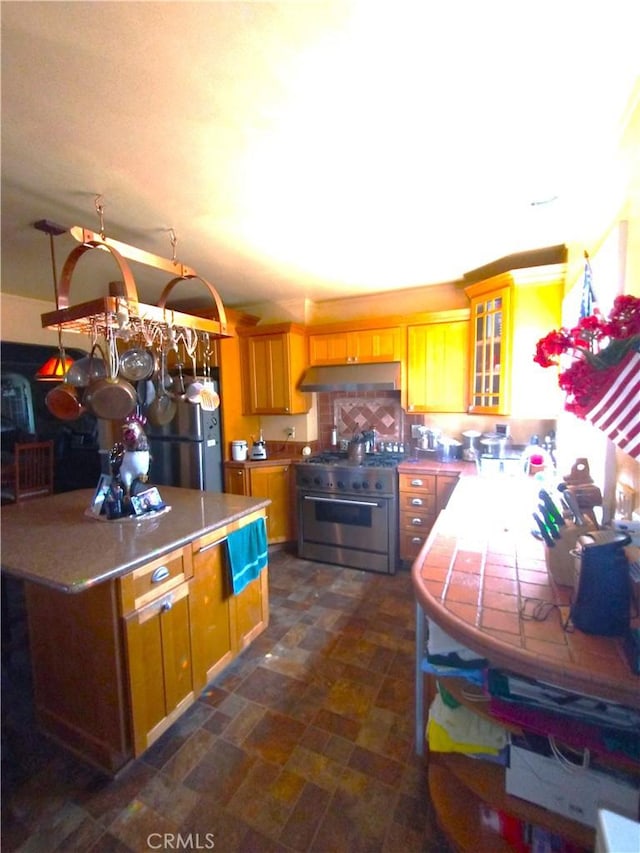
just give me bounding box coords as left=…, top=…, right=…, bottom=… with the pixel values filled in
left=0, top=486, right=270, bottom=594
left=411, top=475, right=640, bottom=709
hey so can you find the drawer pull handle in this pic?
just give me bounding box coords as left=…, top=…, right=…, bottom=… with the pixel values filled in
left=411, top=537, right=422, bottom=544
left=151, top=566, right=170, bottom=583
left=411, top=498, right=423, bottom=506
left=411, top=518, right=423, bottom=526
left=410, top=479, right=423, bottom=486
left=161, top=598, right=173, bottom=612
left=198, top=537, right=227, bottom=554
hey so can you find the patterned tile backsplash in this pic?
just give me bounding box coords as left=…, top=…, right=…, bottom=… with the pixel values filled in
left=333, top=394, right=403, bottom=442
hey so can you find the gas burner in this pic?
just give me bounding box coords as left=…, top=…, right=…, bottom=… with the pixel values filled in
left=306, top=452, right=406, bottom=469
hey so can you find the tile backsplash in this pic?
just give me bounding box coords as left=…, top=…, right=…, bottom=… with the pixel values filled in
left=334, top=396, right=402, bottom=443
left=316, top=390, right=557, bottom=453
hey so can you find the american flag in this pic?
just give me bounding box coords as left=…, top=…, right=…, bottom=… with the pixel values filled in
left=583, top=348, right=640, bottom=461
left=580, top=251, right=597, bottom=319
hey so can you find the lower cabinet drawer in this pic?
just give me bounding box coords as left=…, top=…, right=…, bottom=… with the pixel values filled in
left=119, top=546, right=193, bottom=615
left=399, top=473, right=436, bottom=494
left=399, top=529, right=430, bottom=561
left=400, top=508, right=435, bottom=531
left=400, top=492, right=437, bottom=513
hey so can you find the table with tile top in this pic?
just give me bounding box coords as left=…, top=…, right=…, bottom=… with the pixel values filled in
left=411, top=474, right=640, bottom=852
left=411, top=474, right=640, bottom=753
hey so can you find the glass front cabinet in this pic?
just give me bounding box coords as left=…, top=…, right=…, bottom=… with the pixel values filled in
left=465, top=278, right=511, bottom=415
left=464, top=262, right=566, bottom=418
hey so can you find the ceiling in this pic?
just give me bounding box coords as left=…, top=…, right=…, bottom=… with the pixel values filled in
left=1, top=1, right=639, bottom=314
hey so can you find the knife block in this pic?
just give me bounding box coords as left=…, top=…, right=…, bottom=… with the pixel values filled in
left=544, top=521, right=593, bottom=587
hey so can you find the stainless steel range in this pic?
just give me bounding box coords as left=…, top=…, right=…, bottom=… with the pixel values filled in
left=295, top=452, right=401, bottom=575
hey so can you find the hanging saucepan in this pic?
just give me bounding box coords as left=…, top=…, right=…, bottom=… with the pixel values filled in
left=84, top=335, right=138, bottom=420
left=43, top=340, right=85, bottom=420
left=146, top=347, right=177, bottom=427
left=119, top=342, right=156, bottom=383
left=45, top=371, right=84, bottom=421
left=65, top=342, right=107, bottom=388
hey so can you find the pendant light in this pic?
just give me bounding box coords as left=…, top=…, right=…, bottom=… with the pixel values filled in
left=34, top=219, right=75, bottom=381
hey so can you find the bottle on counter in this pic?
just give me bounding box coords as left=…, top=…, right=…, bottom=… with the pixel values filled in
left=330, top=425, right=337, bottom=447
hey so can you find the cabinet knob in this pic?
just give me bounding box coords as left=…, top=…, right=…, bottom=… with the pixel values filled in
left=410, top=479, right=424, bottom=487
left=411, top=536, right=422, bottom=544
left=411, top=518, right=423, bottom=526
left=161, top=598, right=173, bottom=612
left=411, top=498, right=423, bottom=506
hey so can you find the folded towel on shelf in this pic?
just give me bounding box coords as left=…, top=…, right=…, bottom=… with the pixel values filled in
left=226, top=517, right=268, bottom=595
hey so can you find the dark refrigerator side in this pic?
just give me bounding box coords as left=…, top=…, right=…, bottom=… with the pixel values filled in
left=145, top=391, right=223, bottom=493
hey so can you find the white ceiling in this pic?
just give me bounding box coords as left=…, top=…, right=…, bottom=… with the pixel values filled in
left=1, top=1, right=639, bottom=313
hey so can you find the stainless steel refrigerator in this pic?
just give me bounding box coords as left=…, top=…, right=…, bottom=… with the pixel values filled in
left=145, top=388, right=223, bottom=493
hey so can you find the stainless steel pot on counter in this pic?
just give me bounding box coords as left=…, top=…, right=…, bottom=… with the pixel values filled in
left=437, top=437, right=463, bottom=462
left=480, top=432, right=510, bottom=458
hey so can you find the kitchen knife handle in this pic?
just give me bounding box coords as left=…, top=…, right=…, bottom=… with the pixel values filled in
left=538, top=489, right=565, bottom=526
left=538, top=503, right=561, bottom=538
left=557, top=484, right=585, bottom=526
left=532, top=511, right=555, bottom=547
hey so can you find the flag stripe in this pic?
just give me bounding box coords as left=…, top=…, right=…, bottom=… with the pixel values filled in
left=585, top=352, right=640, bottom=461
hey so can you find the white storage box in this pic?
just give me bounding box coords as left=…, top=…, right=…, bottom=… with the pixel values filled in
left=506, top=741, right=640, bottom=829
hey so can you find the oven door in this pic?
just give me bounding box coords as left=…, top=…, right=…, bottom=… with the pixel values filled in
left=297, top=491, right=395, bottom=574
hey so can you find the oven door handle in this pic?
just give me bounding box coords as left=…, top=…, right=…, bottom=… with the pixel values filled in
left=303, top=495, right=382, bottom=508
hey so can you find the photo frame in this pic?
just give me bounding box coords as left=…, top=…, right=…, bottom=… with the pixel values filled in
left=130, top=486, right=165, bottom=517
left=89, top=474, right=112, bottom=517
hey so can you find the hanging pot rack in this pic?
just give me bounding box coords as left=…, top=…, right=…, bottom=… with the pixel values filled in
left=40, top=223, right=231, bottom=342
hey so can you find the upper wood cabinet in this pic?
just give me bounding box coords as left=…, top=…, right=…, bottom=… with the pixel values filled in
left=406, top=310, right=469, bottom=413
left=238, top=323, right=310, bottom=415
left=464, top=268, right=565, bottom=416
left=308, top=325, right=405, bottom=365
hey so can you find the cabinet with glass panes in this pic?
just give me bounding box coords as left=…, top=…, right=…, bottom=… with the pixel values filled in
left=464, top=265, right=564, bottom=417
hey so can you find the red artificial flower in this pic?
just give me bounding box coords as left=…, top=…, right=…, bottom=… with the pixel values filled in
left=534, top=293, right=640, bottom=417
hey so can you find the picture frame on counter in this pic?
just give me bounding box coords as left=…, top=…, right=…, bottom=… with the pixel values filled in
left=89, top=474, right=112, bottom=516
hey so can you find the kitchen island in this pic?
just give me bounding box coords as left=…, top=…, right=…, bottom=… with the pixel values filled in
left=1, top=486, right=271, bottom=773
left=412, top=475, right=640, bottom=851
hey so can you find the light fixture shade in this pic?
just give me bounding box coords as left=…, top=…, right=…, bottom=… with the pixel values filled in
left=35, top=354, right=74, bottom=381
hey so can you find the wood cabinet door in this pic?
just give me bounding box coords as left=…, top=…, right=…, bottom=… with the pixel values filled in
left=242, top=330, right=310, bottom=414
left=467, top=285, right=511, bottom=415
left=351, top=326, right=404, bottom=363
left=249, top=464, right=292, bottom=543
left=191, top=536, right=234, bottom=691
left=243, top=333, right=288, bottom=413
left=123, top=582, right=194, bottom=755
left=224, top=465, right=249, bottom=495
left=308, top=331, right=351, bottom=365
left=231, top=569, right=269, bottom=652
left=309, top=326, right=403, bottom=365
left=407, top=321, right=469, bottom=413
left=437, top=475, right=458, bottom=512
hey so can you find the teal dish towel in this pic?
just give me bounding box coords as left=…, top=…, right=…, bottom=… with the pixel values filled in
left=226, top=517, right=268, bottom=595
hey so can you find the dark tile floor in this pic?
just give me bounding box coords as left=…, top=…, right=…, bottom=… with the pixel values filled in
left=1, top=550, right=452, bottom=853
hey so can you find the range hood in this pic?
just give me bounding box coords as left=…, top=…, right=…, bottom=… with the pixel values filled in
left=299, top=362, right=401, bottom=392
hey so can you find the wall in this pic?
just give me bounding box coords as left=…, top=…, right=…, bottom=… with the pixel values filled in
left=240, top=280, right=466, bottom=327
left=0, top=292, right=91, bottom=349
